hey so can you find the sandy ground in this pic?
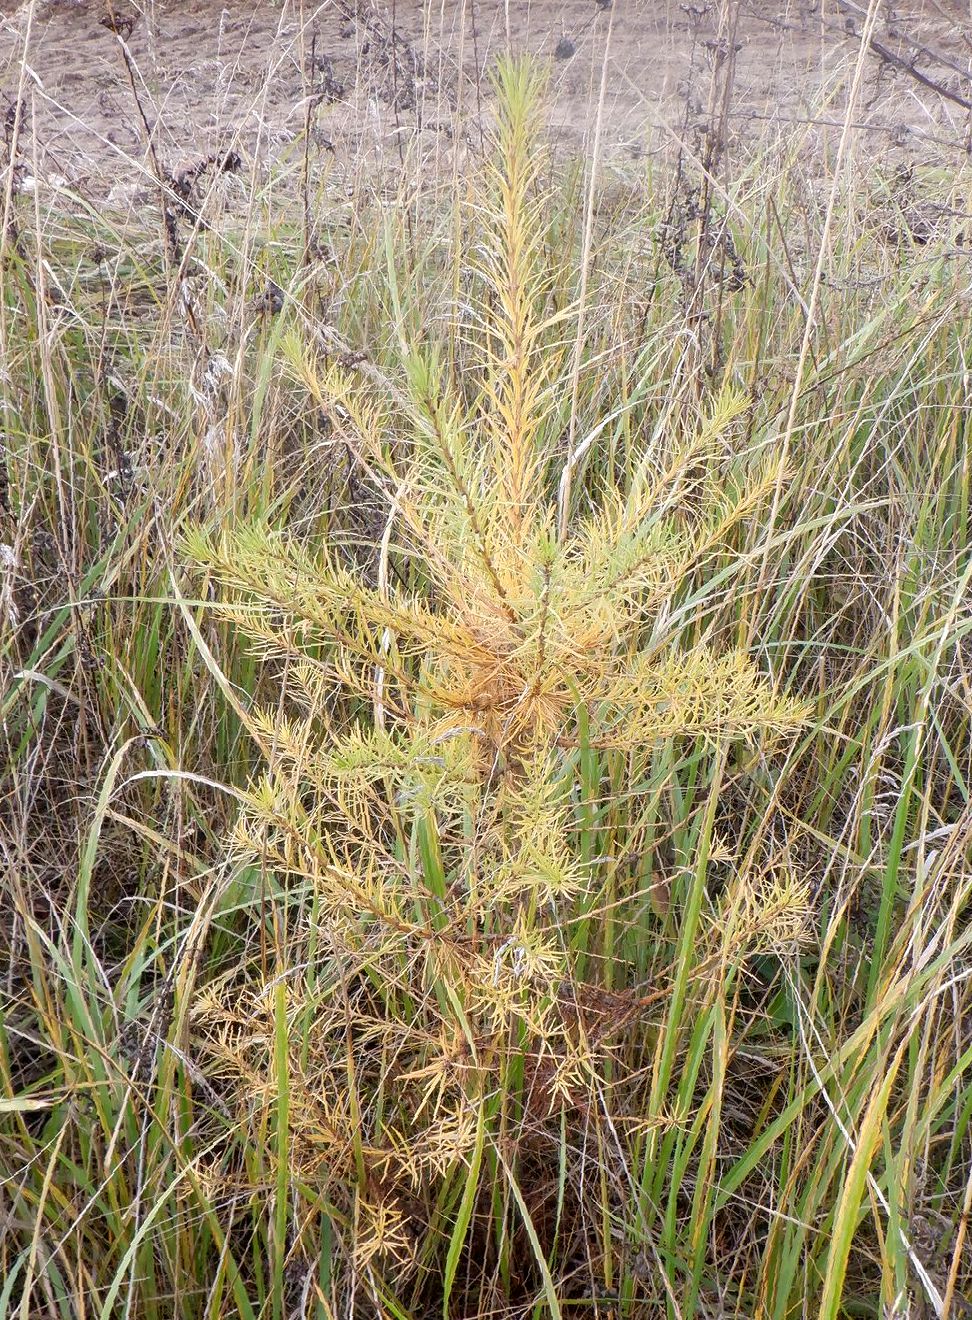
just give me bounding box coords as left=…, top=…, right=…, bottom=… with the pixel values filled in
left=2, top=1, right=972, bottom=205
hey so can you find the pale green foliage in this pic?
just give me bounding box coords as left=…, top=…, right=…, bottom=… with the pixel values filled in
left=190, top=63, right=804, bottom=766
left=187, top=55, right=808, bottom=1292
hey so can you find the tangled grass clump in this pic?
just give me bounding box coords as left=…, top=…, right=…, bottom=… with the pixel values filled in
left=3, top=38, right=971, bottom=1320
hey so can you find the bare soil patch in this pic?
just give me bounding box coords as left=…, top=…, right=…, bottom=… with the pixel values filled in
left=3, top=0, right=972, bottom=206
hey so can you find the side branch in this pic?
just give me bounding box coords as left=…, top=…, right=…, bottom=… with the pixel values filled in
left=837, top=0, right=972, bottom=112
